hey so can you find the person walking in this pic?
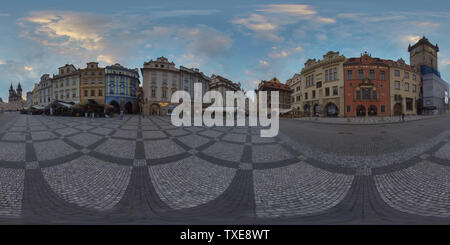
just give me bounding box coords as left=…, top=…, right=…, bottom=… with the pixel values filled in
left=120, top=110, right=124, bottom=120
left=401, top=113, right=405, bottom=122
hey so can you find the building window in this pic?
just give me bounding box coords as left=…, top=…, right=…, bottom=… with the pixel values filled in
left=98, top=89, right=103, bottom=96
left=72, top=92, right=76, bottom=98
left=369, top=70, right=375, bottom=79
left=333, top=86, right=338, bottom=96
left=395, top=81, right=400, bottom=90
left=304, top=92, right=308, bottom=100
left=380, top=71, right=386, bottom=80
left=66, top=92, right=70, bottom=98
left=325, top=70, right=328, bottom=82
left=325, top=87, right=330, bottom=96
left=356, top=90, right=361, bottom=99
left=405, top=82, right=409, bottom=91
left=372, top=90, right=377, bottom=99
left=381, top=105, right=385, bottom=112
left=91, top=90, right=95, bottom=96
left=151, top=87, right=156, bottom=98
left=333, top=68, right=337, bottom=80
left=413, top=84, right=417, bottom=92
left=84, top=79, right=88, bottom=84
left=316, top=82, right=322, bottom=88
left=406, top=98, right=413, bottom=111
left=395, top=70, right=400, bottom=77
left=405, top=72, right=409, bottom=79
left=362, top=89, right=371, bottom=99
left=358, top=70, right=364, bottom=79
left=412, top=74, right=417, bottom=81
left=347, top=70, right=353, bottom=80
left=98, top=78, right=103, bottom=84
left=84, top=90, right=88, bottom=97
left=91, top=79, right=95, bottom=84
left=347, top=106, right=351, bottom=113
left=162, top=88, right=167, bottom=98
left=312, top=90, right=316, bottom=98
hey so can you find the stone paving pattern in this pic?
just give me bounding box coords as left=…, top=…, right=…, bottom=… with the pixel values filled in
left=0, top=112, right=448, bottom=224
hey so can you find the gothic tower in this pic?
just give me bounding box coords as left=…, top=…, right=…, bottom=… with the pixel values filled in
left=408, top=36, right=439, bottom=71
left=17, top=82, right=22, bottom=98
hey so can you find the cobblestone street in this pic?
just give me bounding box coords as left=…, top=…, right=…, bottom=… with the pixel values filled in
left=0, top=112, right=449, bottom=224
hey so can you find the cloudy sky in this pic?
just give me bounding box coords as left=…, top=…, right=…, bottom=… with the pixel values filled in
left=1, top=0, right=450, bottom=100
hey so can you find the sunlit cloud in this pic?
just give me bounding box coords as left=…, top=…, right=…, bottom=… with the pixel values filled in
left=0, top=59, right=5, bottom=65
left=403, top=35, right=421, bottom=44
left=232, top=4, right=335, bottom=43
left=97, top=54, right=115, bottom=64
left=259, top=59, right=269, bottom=66
left=418, top=21, right=441, bottom=28
left=232, top=14, right=277, bottom=31
left=23, top=66, right=33, bottom=71
left=268, top=46, right=302, bottom=59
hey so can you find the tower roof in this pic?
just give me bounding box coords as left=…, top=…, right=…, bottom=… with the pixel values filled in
left=17, top=82, right=22, bottom=90
left=408, top=36, right=439, bottom=52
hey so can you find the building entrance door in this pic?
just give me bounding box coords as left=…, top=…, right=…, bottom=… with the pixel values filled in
left=393, top=103, right=402, bottom=116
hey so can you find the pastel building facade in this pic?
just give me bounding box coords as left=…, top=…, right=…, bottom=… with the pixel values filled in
left=79, top=62, right=105, bottom=104
left=301, top=51, right=346, bottom=117
left=344, top=53, right=391, bottom=117
left=105, top=63, right=140, bottom=113
left=141, top=57, right=180, bottom=116
left=387, top=59, right=421, bottom=116
left=52, top=64, right=80, bottom=104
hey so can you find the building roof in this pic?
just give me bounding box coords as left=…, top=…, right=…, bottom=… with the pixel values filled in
left=408, top=36, right=439, bottom=52
left=344, top=52, right=390, bottom=66
left=258, top=77, right=291, bottom=92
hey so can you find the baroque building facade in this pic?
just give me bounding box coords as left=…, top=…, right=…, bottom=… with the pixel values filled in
left=141, top=57, right=180, bottom=116
left=79, top=62, right=106, bottom=104
left=386, top=58, right=421, bottom=116
left=256, top=77, right=292, bottom=112
left=105, top=64, right=140, bottom=114
left=52, top=64, right=80, bottom=104
left=38, top=74, right=52, bottom=107
left=301, top=51, right=346, bottom=117
left=286, top=73, right=302, bottom=111
left=209, top=74, right=241, bottom=103
left=344, top=52, right=391, bottom=117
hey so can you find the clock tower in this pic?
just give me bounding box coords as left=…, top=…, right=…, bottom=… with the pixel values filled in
left=408, top=36, right=439, bottom=71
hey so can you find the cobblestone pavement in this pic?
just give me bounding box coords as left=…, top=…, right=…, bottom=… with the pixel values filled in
left=0, top=112, right=449, bottom=224
left=294, top=114, right=448, bottom=125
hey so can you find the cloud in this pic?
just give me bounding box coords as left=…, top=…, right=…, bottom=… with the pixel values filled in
left=258, top=4, right=317, bottom=16
left=232, top=14, right=277, bottom=31
left=268, top=46, right=302, bottom=59
left=232, top=4, right=335, bottom=43
left=19, top=10, right=232, bottom=66
left=418, top=21, right=441, bottom=28
left=0, top=13, right=10, bottom=17
left=23, top=66, right=33, bottom=71
left=402, top=35, right=421, bottom=45
left=150, top=9, right=219, bottom=19
left=0, top=59, right=5, bottom=65
left=259, top=59, right=269, bottom=66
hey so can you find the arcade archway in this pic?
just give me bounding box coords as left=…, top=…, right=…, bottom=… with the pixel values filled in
left=356, top=105, right=366, bottom=117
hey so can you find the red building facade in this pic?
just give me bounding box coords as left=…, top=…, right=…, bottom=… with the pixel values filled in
left=344, top=52, right=391, bottom=117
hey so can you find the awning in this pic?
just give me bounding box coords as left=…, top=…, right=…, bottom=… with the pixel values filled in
left=32, top=105, right=45, bottom=110
left=57, top=102, right=73, bottom=108
left=279, top=108, right=293, bottom=114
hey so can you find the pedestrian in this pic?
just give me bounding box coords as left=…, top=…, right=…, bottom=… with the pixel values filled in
left=120, top=110, right=124, bottom=120
left=401, top=113, right=405, bottom=122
